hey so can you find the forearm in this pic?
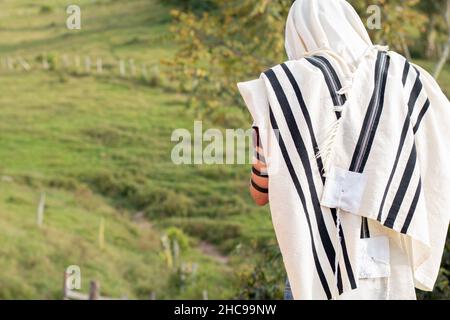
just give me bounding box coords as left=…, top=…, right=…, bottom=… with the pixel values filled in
left=250, top=129, right=269, bottom=206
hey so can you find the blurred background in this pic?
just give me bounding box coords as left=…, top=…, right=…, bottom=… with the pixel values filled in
left=0, top=0, right=448, bottom=300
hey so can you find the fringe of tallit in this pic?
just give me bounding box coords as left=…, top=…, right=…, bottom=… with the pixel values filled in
left=314, top=117, right=341, bottom=177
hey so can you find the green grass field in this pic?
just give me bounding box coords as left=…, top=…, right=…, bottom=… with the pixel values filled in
left=0, top=0, right=275, bottom=299
left=0, top=0, right=448, bottom=299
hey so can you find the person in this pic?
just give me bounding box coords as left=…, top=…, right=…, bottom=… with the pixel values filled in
left=251, top=127, right=296, bottom=300
left=240, top=0, right=450, bottom=300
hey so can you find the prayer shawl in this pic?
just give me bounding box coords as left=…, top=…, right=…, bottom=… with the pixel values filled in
left=238, top=0, right=450, bottom=300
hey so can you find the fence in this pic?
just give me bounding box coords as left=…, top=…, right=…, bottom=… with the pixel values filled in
left=62, top=270, right=209, bottom=300
left=63, top=271, right=121, bottom=300
left=0, top=53, right=161, bottom=85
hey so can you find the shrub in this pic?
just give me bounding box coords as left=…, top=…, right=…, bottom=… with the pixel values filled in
left=39, top=5, right=53, bottom=14
left=162, top=0, right=216, bottom=14
left=161, top=218, right=242, bottom=252
left=144, top=188, right=194, bottom=218
left=234, top=242, right=284, bottom=300
left=85, top=171, right=195, bottom=218
left=165, top=227, right=190, bottom=251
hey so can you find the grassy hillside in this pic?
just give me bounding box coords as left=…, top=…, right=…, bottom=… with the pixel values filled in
left=0, top=0, right=448, bottom=300
left=0, top=0, right=275, bottom=299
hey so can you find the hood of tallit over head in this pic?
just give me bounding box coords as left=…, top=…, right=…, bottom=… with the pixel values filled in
left=285, top=0, right=373, bottom=66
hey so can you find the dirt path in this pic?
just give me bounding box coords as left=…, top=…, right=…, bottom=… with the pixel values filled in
left=198, top=241, right=229, bottom=265
left=133, top=212, right=229, bottom=265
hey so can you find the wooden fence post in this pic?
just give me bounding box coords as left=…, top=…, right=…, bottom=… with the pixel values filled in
left=74, top=55, right=81, bottom=73
left=129, top=59, right=136, bottom=77
left=172, top=240, right=180, bottom=267
left=62, top=54, right=70, bottom=69
left=119, top=60, right=126, bottom=77
left=98, top=217, right=105, bottom=249
left=6, top=56, right=14, bottom=71
left=36, top=192, right=46, bottom=227
left=141, top=64, right=148, bottom=81
left=84, top=56, right=91, bottom=73
left=42, top=53, right=49, bottom=70
left=96, top=57, right=103, bottom=74
left=89, top=281, right=100, bottom=300
left=18, top=57, right=31, bottom=71
left=63, top=271, right=69, bottom=300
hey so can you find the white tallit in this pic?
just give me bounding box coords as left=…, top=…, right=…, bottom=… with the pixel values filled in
left=238, top=0, right=450, bottom=300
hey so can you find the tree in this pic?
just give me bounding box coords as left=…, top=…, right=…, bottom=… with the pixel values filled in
left=433, top=0, right=450, bottom=79
left=416, top=0, right=445, bottom=59
left=167, top=0, right=431, bottom=114
left=349, top=0, right=427, bottom=60
left=164, top=0, right=292, bottom=113
left=161, top=0, right=217, bottom=13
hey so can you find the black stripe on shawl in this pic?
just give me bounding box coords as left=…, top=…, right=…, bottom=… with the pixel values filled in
left=376, top=113, right=412, bottom=221
left=337, top=220, right=357, bottom=289
left=349, top=51, right=390, bottom=173
left=283, top=59, right=356, bottom=289
left=264, top=68, right=337, bottom=275
left=348, top=51, right=389, bottom=239
left=384, top=145, right=417, bottom=228
left=348, top=52, right=383, bottom=171
left=269, top=107, right=333, bottom=300
left=413, top=99, right=430, bottom=134
left=376, top=68, right=422, bottom=221
left=400, top=179, right=422, bottom=234
left=280, top=63, right=325, bottom=184
left=357, top=53, right=390, bottom=172
left=307, top=55, right=363, bottom=285
left=314, top=55, right=348, bottom=106
left=402, top=60, right=410, bottom=86
left=305, top=56, right=345, bottom=116
left=360, top=217, right=371, bottom=238
left=279, top=62, right=356, bottom=291
left=407, top=71, right=424, bottom=113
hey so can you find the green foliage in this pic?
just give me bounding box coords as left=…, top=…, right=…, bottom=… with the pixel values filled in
left=161, top=0, right=217, bottom=13
left=165, top=0, right=292, bottom=113
left=349, top=0, right=428, bottom=50
left=0, top=0, right=238, bottom=300
left=162, top=217, right=243, bottom=252
left=0, top=182, right=170, bottom=299
left=145, top=189, right=195, bottom=218
left=235, top=243, right=284, bottom=299
left=168, top=0, right=447, bottom=114
left=39, top=5, right=53, bottom=14
left=169, top=262, right=199, bottom=291
left=166, top=227, right=191, bottom=251
left=85, top=170, right=196, bottom=218
left=416, top=0, right=449, bottom=60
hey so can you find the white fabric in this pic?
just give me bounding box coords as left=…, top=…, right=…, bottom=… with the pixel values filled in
left=324, top=50, right=450, bottom=291
left=340, top=223, right=417, bottom=300
left=357, top=237, right=390, bottom=279
left=321, top=166, right=367, bottom=214
left=237, top=0, right=449, bottom=300
left=285, top=0, right=372, bottom=65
